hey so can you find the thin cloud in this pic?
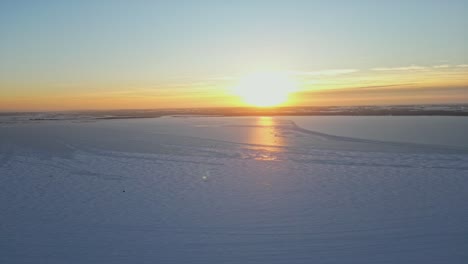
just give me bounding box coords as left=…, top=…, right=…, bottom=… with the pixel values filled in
left=372, top=64, right=468, bottom=71
left=372, top=65, right=427, bottom=71
left=292, top=69, right=359, bottom=76
left=299, top=84, right=468, bottom=96
left=300, top=84, right=416, bottom=94
left=203, top=76, right=236, bottom=81
left=433, top=64, right=450, bottom=68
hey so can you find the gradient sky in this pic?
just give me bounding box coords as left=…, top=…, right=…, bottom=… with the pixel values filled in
left=1, top=0, right=467, bottom=111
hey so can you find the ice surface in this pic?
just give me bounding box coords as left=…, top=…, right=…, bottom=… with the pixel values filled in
left=290, top=116, right=468, bottom=149
left=1, top=117, right=468, bottom=263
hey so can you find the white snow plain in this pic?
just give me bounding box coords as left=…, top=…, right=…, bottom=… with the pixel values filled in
left=1, top=116, right=467, bottom=264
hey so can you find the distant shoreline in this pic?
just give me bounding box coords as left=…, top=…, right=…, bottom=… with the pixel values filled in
left=1, top=105, right=468, bottom=121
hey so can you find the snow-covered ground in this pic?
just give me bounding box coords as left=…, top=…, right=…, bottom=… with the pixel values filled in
left=1, top=116, right=467, bottom=263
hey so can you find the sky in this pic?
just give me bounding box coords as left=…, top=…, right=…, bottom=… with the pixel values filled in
left=1, top=0, right=467, bottom=111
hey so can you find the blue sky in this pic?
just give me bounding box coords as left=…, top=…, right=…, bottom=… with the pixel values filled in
left=1, top=0, right=467, bottom=110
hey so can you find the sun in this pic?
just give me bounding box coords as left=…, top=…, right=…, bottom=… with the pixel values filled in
left=232, top=71, right=298, bottom=107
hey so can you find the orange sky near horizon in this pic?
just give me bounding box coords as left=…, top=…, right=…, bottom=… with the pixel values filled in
left=1, top=65, right=467, bottom=111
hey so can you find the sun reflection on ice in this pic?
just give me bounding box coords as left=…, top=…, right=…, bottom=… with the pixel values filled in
left=246, top=117, right=285, bottom=161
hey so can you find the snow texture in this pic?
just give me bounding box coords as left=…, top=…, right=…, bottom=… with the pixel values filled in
left=1, top=117, right=467, bottom=263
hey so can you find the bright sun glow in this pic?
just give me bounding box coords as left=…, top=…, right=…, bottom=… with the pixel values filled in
left=232, top=71, right=298, bottom=107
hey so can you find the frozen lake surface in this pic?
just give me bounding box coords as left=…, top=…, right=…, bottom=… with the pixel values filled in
left=1, top=116, right=468, bottom=263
